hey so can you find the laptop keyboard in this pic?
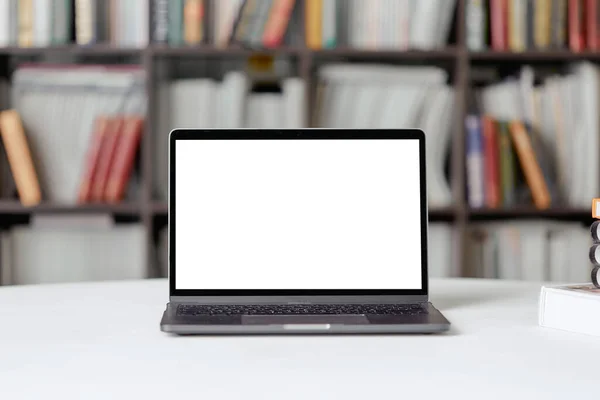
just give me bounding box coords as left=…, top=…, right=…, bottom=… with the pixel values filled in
left=177, top=303, right=428, bottom=316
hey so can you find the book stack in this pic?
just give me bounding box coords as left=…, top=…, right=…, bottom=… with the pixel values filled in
left=314, top=63, right=455, bottom=208
left=0, top=0, right=150, bottom=47
left=466, top=63, right=600, bottom=210
left=305, top=0, right=457, bottom=50
left=467, top=221, right=591, bottom=281
left=466, top=0, right=599, bottom=52
left=3, top=64, right=146, bottom=205
left=154, top=71, right=306, bottom=200
left=0, top=215, right=147, bottom=285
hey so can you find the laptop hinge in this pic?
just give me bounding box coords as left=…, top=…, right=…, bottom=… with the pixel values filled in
left=169, top=295, right=429, bottom=304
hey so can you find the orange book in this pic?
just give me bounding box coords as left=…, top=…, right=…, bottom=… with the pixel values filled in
left=91, top=117, right=123, bottom=202
left=305, top=0, right=322, bottom=49
left=262, top=0, right=296, bottom=48
left=184, top=0, right=204, bottom=45
left=77, top=116, right=110, bottom=203
left=593, top=198, right=600, bottom=219
left=104, top=117, right=143, bottom=203
left=508, top=121, right=551, bottom=209
left=0, top=110, right=41, bottom=206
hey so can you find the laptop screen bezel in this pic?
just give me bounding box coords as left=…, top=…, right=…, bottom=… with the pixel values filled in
left=168, top=129, right=429, bottom=297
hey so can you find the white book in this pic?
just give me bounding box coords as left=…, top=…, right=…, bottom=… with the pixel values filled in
left=322, top=0, right=336, bottom=48
left=33, top=0, right=52, bottom=47
left=282, top=77, right=306, bottom=128
left=409, top=0, right=439, bottom=50
left=134, top=0, right=150, bottom=47
left=0, top=0, right=11, bottom=46
left=428, top=224, right=453, bottom=278
left=497, top=226, right=521, bottom=280
left=520, top=225, right=548, bottom=281
left=435, top=0, right=457, bottom=46
left=539, top=284, right=600, bottom=337
left=218, top=71, right=248, bottom=128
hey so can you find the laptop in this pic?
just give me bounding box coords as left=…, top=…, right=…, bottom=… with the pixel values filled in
left=160, top=129, right=451, bottom=334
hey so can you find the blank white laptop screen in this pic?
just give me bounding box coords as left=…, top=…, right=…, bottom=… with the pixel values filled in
left=175, top=139, right=423, bottom=290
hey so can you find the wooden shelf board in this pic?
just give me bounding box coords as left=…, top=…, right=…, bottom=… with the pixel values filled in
left=310, top=47, right=458, bottom=59
left=149, top=45, right=304, bottom=57
left=0, top=202, right=143, bottom=215
left=0, top=45, right=144, bottom=56
left=469, top=50, right=600, bottom=61
left=468, top=208, right=592, bottom=219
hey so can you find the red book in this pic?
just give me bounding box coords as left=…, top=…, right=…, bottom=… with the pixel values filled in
left=91, top=117, right=124, bottom=202
left=569, top=0, right=585, bottom=51
left=262, top=0, right=296, bottom=48
left=77, top=116, right=109, bottom=204
left=482, top=116, right=500, bottom=208
left=490, top=0, right=508, bottom=51
left=587, top=0, right=598, bottom=49
left=104, top=116, right=143, bottom=203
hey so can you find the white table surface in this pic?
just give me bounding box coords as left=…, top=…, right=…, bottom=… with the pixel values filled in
left=0, top=278, right=598, bottom=399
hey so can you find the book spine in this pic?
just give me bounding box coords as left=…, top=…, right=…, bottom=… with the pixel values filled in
left=168, top=0, right=184, bottom=45
left=0, top=110, right=42, bottom=206
left=509, top=120, right=551, bottom=209
left=9, top=0, right=19, bottom=46
left=305, top=0, right=322, bottom=49
left=247, top=0, right=273, bottom=47
left=52, top=0, right=72, bottom=44
left=534, top=0, right=551, bottom=49
left=466, top=115, right=485, bottom=208
left=490, top=0, right=507, bottom=50
left=18, top=0, right=34, bottom=47
left=216, top=0, right=243, bottom=47
left=263, top=0, right=296, bottom=48
left=483, top=116, right=500, bottom=208
left=466, top=0, right=486, bottom=51
left=232, top=0, right=258, bottom=44
left=75, top=0, right=95, bottom=44
left=105, top=117, right=143, bottom=203
left=78, top=116, right=108, bottom=203
left=152, top=0, right=169, bottom=43
left=568, top=0, right=584, bottom=51
left=526, top=0, right=535, bottom=49
left=183, top=0, right=204, bottom=45
left=321, top=0, right=336, bottom=48
left=497, top=121, right=515, bottom=207
left=586, top=0, right=597, bottom=49
left=91, top=117, right=123, bottom=202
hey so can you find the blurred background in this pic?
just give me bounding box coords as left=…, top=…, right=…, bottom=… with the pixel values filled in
left=0, top=0, right=595, bottom=286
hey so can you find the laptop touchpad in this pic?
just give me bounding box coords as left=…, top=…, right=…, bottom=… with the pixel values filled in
left=242, top=315, right=369, bottom=325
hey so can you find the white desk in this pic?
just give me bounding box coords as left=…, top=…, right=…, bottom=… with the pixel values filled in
left=0, top=278, right=598, bottom=399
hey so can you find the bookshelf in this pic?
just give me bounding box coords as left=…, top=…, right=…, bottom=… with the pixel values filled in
left=0, top=0, right=596, bottom=283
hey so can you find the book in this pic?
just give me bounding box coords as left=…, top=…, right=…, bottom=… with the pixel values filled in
left=539, top=284, right=600, bottom=337
left=78, top=116, right=109, bottom=203
left=105, top=116, right=143, bottom=203
left=471, top=0, right=600, bottom=50
left=11, top=64, right=145, bottom=204
left=0, top=110, right=42, bottom=206
left=304, top=0, right=456, bottom=49
left=1, top=217, right=148, bottom=285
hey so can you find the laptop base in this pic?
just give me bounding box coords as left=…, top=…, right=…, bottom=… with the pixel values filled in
left=160, top=302, right=450, bottom=335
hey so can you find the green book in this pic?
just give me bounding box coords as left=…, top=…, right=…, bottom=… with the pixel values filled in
left=168, top=0, right=184, bottom=46
left=497, top=121, right=515, bottom=207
